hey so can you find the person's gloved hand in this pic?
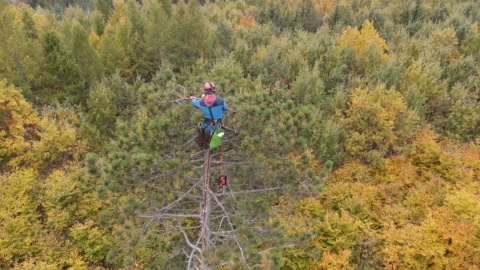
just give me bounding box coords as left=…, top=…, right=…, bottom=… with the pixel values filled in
left=189, top=96, right=196, bottom=100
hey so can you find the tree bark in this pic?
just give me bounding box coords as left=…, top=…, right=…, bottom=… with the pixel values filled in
left=201, top=149, right=211, bottom=250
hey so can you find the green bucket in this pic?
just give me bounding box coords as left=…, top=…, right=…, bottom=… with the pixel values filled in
left=209, top=128, right=225, bottom=148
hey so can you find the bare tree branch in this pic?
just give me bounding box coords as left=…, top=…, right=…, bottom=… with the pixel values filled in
left=139, top=213, right=200, bottom=219
left=177, top=224, right=203, bottom=270
left=259, top=244, right=297, bottom=254
left=216, top=186, right=282, bottom=196
left=209, top=189, right=250, bottom=268
left=157, top=179, right=202, bottom=213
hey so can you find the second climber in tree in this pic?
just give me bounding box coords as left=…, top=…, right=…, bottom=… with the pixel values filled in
left=190, top=82, right=228, bottom=149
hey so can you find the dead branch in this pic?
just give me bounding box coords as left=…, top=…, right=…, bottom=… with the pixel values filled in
left=177, top=225, right=203, bottom=270
left=139, top=213, right=200, bottom=219
left=216, top=186, right=282, bottom=196
left=209, top=190, right=249, bottom=268
left=157, top=180, right=202, bottom=213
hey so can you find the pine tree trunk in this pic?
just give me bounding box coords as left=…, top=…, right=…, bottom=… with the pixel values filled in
left=201, top=149, right=211, bottom=250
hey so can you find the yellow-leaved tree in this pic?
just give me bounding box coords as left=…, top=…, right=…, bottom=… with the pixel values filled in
left=0, top=82, right=110, bottom=269
left=336, top=20, right=388, bottom=58
left=1, top=79, right=87, bottom=173
left=271, top=196, right=360, bottom=269
left=273, top=126, right=480, bottom=269
left=339, top=84, right=419, bottom=166
left=312, top=0, right=342, bottom=13
left=0, top=169, right=43, bottom=264
left=336, top=20, right=389, bottom=75
left=19, top=104, right=88, bottom=174
left=0, top=80, right=40, bottom=168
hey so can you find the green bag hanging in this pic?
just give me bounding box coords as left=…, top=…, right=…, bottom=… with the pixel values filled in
left=209, top=128, right=225, bottom=148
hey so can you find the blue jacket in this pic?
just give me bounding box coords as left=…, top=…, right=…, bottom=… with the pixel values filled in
left=192, top=95, right=228, bottom=120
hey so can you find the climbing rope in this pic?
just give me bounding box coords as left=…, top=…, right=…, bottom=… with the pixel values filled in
left=218, top=144, right=227, bottom=187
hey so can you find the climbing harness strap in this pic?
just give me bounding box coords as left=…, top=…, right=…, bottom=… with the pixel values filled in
left=207, top=105, right=220, bottom=128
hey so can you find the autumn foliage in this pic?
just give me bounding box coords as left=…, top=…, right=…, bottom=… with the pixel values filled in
left=273, top=127, right=480, bottom=269
left=1, top=0, right=480, bottom=269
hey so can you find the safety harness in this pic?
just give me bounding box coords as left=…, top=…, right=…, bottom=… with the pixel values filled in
left=204, top=95, right=222, bottom=130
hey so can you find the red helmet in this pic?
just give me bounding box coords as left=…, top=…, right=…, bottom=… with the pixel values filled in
left=204, top=82, right=216, bottom=93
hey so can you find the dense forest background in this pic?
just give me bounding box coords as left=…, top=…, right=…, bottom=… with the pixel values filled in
left=1, top=0, right=480, bottom=269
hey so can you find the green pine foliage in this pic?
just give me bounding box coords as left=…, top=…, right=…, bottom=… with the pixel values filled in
left=0, top=4, right=43, bottom=101
left=165, top=0, right=211, bottom=70
left=40, top=30, right=85, bottom=105
left=60, top=8, right=102, bottom=87
left=1, top=0, right=480, bottom=268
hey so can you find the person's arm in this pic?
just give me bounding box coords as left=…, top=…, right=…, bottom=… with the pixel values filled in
left=222, top=101, right=228, bottom=111
left=191, top=97, right=201, bottom=108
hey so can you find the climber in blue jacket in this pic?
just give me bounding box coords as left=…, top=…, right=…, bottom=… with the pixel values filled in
left=190, top=82, right=228, bottom=148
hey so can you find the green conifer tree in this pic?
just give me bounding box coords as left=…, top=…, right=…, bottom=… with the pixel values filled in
left=0, top=4, right=43, bottom=100
left=98, top=0, right=146, bottom=80
left=60, top=13, right=102, bottom=87
left=165, top=0, right=211, bottom=70
left=40, top=30, right=85, bottom=105
left=143, top=0, right=171, bottom=75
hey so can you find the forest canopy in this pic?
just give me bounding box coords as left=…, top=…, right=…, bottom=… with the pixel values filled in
left=1, top=0, right=480, bottom=269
